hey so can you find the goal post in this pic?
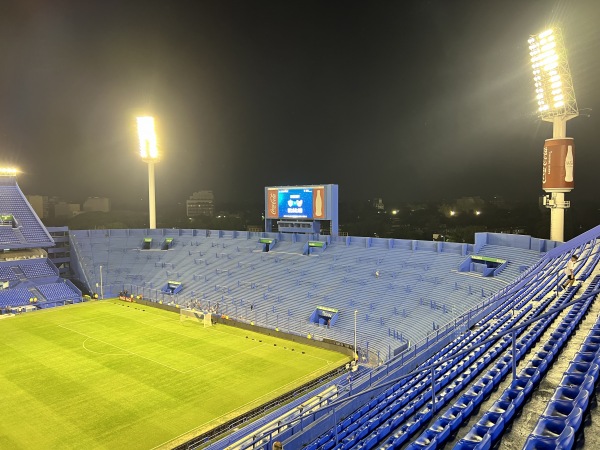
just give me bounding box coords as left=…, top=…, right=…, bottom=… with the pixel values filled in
left=180, top=308, right=213, bottom=328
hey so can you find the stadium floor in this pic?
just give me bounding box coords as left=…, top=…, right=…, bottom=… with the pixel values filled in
left=0, top=300, right=349, bottom=449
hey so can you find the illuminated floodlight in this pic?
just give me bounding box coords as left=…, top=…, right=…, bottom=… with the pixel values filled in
left=0, top=167, right=19, bottom=176
left=528, top=27, right=578, bottom=121
left=136, top=116, right=160, bottom=229
left=137, top=116, right=159, bottom=161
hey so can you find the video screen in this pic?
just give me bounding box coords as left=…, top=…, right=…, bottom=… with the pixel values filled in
left=278, top=188, right=314, bottom=219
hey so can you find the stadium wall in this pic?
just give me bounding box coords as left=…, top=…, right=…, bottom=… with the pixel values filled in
left=474, top=232, right=559, bottom=253
left=214, top=315, right=356, bottom=358
left=70, top=227, right=556, bottom=255
left=122, top=297, right=181, bottom=313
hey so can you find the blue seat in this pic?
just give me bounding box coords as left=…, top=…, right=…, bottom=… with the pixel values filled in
left=454, top=424, right=492, bottom=450
left=482, top=369, right=501, bottom=389
left=390, top=412, right=405, bottom=429
left=526, top=356, right=548, bottom=375
left=524, top=417, right=575, bottom=449
left=543, top=342, right=558, bottom=354
left=362, top=435, right=379, bottom=450
left=407, top=418, right=422, bottom=435
left=583, top=335, right=600, bottom=345
left=322, top=439, right=336, bottom=450
left=346, top=421, right=359, bottom=434
left=405, top=431, right=436, bottom=449
left=550, top=332, right=566, bottom=346
left=571, top=352, right=600, bottom=366
left=581, top=343, right=600, bottom=354
left=455, top=394, right=475, bottom=418
left=476, top=411, right=505, bottom=443
left=389, top=401, right=403, bottom=416
left=316, top=434, right=330, bottom=447
left=356, top=426, right=369, bottom=440
left=474, top=377, right=494, bottom=399
left=419, top=405, right=434, bottom=423
left=521, top=366, right=541, bottom=385
left=542, top=400, right=583, bottom=430
left=442, top=405, right=464, bottom=432
left=439, top=386, right=455, bottom=401
left=501, top=387, right=525, bottom=409
left=559, top=374, right=594, bottom=394
left=341, top=441, right=354, bottom=450
left=464, top=385, right=485, bottom=409
left=413, top=394, right=427, bottom=411
left=508, top=377, right=534, bottom=399
left=428, top=416, right=452, bottom=444
left=496, top=361, right=511, bottom=378
left=565, top=360, right=596, bottom=377
left=551, top=386, right=590, bottom=411
left=377, top=422, right=391, bottom=439
left=379, top=407, right=392, bottom=423
left=489, top=399, right=515, bottom=424
left=572, top=363, right=600, bottom=384
left=389, top=428, right=411, bottom=448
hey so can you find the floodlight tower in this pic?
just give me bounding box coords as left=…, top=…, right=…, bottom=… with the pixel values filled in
left=528, top=27, right=578, bottom=242
left=137, top=116, right=160, bottom=229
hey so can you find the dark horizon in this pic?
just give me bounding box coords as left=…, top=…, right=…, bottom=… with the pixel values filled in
left=2, top=0, right=600, bottom=208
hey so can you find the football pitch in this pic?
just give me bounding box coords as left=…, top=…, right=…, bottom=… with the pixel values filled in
left=0, top=300, right=349, bottom=449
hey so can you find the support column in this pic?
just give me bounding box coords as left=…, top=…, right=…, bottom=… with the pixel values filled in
left=550, top=192, right=565, bottom=242
left=552, top=117, right=567, bottom=139
left=148, top=162, right=156, bottom=229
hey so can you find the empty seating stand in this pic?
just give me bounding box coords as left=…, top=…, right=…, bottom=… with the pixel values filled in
left=37, top=282, right=80, bottom=301
left=453, top=277, right=600, bottom=449
left=70, top=229, right=547, bottom=361
left=523, top=275, right=600, bottom=449
left=19, top=261, right=56, bottom=278
left=232, top=234, right=598, bottom=450
left=0, top=183, right=53, bottom=246
left=0, top=287, right=32, bottom=307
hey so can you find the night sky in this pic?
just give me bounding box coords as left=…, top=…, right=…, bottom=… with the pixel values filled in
left=1, top=0, right=599, bottom=209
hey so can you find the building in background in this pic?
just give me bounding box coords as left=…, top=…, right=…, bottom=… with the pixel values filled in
left=83, top=197, right=111, bottom=213
left=54, top=201, right=81, bottom=218
left=186, top=190, right=215, bottom=217
left=372, top=198, right=385, bottom=211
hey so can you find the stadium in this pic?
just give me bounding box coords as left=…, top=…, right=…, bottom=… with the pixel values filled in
left=2, top=150, right=600, bottom=450
left=2, top=5, right=600, bottom=450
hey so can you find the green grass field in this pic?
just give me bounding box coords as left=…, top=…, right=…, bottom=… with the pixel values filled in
left=0, top=300, right=349, bottom=449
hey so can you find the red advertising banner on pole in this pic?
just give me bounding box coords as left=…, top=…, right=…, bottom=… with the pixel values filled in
left=542, top=138, right=574, bottom=191
left=313, top=187, right=325, bottom=219
left=266, top=188, right=278, bottom=219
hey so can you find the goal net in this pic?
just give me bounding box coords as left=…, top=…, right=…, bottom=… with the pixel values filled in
left=180, top=309, right=213, bottom=328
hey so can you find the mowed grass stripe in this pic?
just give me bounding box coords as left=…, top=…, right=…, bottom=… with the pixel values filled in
left=0, top=300, right=349, bottom=449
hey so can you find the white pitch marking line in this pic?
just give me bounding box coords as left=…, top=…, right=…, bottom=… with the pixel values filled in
left=82, top=337, right=129, bottom=356
left=58, top=323, right=185, bottom=373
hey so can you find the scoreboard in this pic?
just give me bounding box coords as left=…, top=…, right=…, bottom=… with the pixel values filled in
left=264, top=184, right=338, bottom=234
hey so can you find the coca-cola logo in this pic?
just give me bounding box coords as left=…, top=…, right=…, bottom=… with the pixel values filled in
left=542, top=146, right=548, bottom=184
left=268, top=191, right=277, bottom=216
